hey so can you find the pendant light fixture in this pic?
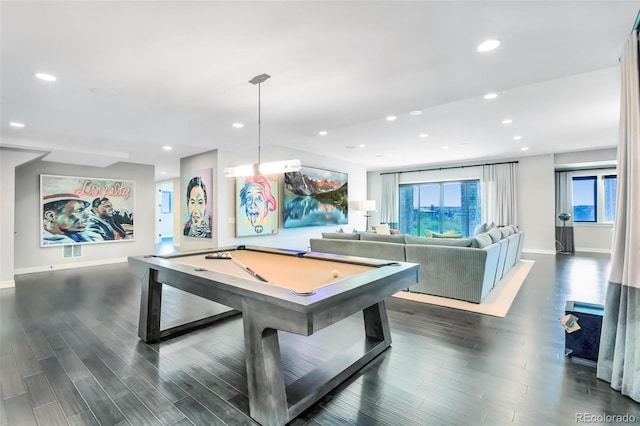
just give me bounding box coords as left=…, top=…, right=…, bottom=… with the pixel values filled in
left=224, top=73, right=301, bottom=177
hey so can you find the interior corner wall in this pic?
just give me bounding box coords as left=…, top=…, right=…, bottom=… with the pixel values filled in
left=14, top=160, right=155, bottom=274
left=1, top=149, right=46, bottom=286
left=216, top=145, right=367, bottom=251
left=179, top=150, right=219, bottom=251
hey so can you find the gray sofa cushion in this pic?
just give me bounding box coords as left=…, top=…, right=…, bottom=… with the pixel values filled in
left=499, top=227, right=513, bottom=238
left=488, top=228, right=503, bottom=243
left=321, top=232, right=360, bottom=240
left=405, top=236, right=473, bottom=247
left=472, top=233, right=494, bottom=248
left=360, top=233, right=406, bottom=244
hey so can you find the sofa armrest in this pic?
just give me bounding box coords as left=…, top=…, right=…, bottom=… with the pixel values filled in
left=405, top=244, right=500, bottom=303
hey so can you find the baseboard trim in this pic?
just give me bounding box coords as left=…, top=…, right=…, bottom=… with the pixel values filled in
left=522, top=249, right=556, bottom=255
left=575, top=247, right=612, bottom=254
left=0, top=280, right=16, bottom=289
left=15, top=258, right=128, bottom=276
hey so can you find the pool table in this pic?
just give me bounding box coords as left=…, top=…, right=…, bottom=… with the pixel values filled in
left=128, top=245, right=419, bottom=426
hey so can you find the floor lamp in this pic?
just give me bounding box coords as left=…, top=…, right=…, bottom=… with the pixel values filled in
left=358, top=200, right=376, bottom=231
left=557, top=212, right=572, bottom=254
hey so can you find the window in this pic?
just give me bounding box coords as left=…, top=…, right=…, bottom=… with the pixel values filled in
left=570, top=172, right=616, bottom=224
left=399, top=180, right=480, bottom=237
left=572, top=176, right=596, bottom=222
left=603, top=175, right=617, bottom=222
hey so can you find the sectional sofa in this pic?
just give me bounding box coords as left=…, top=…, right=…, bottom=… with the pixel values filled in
left=309, top=226, right=524, bottom=304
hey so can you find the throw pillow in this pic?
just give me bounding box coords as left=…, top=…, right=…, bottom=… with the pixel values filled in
left=473, top=222, right=487, bottom=236
left=424, top=229, right=433, bottom=238
left=372, top=224, right=391, bottom=235
left=432, top=230, right=463, bottom=239
left=487, top=228, right=503, bottom=243
left=472, top=233, right=494, bottom=248
left=499, top=227, right=512, bottom=238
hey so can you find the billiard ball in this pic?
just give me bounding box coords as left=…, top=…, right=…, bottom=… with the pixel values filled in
left=332, top=269, right=340, bottom=278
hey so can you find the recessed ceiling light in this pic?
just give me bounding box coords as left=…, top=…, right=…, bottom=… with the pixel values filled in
left=358, top=144, right=366, bottom=148
left=232, top=123, right=244, bottom=128
left=10, top=122, right=25, bottom=128
left=161, top=172, right=167, bottom=175
left=318, top=131, right=327, bottom=136
left=442, top=145, right=449, bottom=150
left=483, top=93, right=498, bottom=100
left=501, top=119, right=513, bottom=124
left=419, top=134, right=428, bottom=138
left=409, top=110, right=422, bottom=116
left=513, top=135, right=522, bottom=140
left=162, top=146, right=172, bottom=151
left=35, top=73, right=57, bottom=82
left=477, top=39, right=500, bottom=52
left=386, top=115, right=397, bottom=121
left=521, top=147, right=529, bottom=151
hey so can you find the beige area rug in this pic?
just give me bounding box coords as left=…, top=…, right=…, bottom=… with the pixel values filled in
left=392, top=259, right=535, bottom=317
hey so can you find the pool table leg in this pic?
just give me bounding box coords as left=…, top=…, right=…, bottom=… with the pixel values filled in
left=363, top=300, right=392, bottom=345
left=139, top=268, right=162, bottom=343
left=242, top=301, right=289, bottom=426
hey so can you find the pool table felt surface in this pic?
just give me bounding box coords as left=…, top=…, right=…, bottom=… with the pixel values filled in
left=171, top=250, right=375, bottom=295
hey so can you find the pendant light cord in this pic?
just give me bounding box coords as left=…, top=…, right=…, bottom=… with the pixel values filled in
left=258, top=82, right=261, bottom=164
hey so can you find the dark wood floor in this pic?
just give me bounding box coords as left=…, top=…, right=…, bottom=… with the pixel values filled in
left=1, top=252, right=639, bottom=425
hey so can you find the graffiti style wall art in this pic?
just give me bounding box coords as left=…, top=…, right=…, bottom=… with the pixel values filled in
left=236, top=175, right=279, bottom=236
left=40, top=174, right=135, bottom=246
left=182, top=169, right=213, bottom=239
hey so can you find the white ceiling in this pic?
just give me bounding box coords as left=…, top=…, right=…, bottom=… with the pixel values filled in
left=2, top=1, right=639, bottom=180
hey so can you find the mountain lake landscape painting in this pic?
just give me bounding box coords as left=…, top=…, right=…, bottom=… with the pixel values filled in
left=283, top=166, right=348, bottom=228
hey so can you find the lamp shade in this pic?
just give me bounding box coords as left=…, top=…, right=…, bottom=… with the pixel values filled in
left=357, top=200, right=376, bottom=211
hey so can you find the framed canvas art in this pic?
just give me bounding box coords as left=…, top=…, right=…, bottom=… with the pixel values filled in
left=182, top=169, right=213, bottom=238
left=40, top=174, right=135, bottom=246
left=236, top=175, right=279, bottom=236
left=283, top=166, right=348, bottom=228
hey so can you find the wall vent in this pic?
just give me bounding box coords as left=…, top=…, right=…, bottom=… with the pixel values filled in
left=63, top=245, right=82, bottom=258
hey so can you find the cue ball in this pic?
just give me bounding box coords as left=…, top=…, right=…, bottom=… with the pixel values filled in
left=332, top=269, right=339, bottom=278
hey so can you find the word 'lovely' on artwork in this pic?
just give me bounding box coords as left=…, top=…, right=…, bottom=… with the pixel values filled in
left=74, top=180, right=132, bottom=199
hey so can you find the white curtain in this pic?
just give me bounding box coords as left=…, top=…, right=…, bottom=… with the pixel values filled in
left=380, top=173, right=399, bottom=228
left=482, top=163, right=517, bottom=226
left=555, top=171, right=575, bottom=253
left=597, top=29, right=640, bottom=402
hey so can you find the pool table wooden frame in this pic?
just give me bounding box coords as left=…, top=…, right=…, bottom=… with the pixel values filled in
left=128, top=245, right=419, bottom=426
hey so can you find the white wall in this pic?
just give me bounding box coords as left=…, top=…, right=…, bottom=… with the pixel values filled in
left=13, top=160, right=155, bottom=274
left=516, top=154, right=556, bottom=253
left=0, top=148, right=46, bottom=287
left=367, top=154, right=557, bottom=253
